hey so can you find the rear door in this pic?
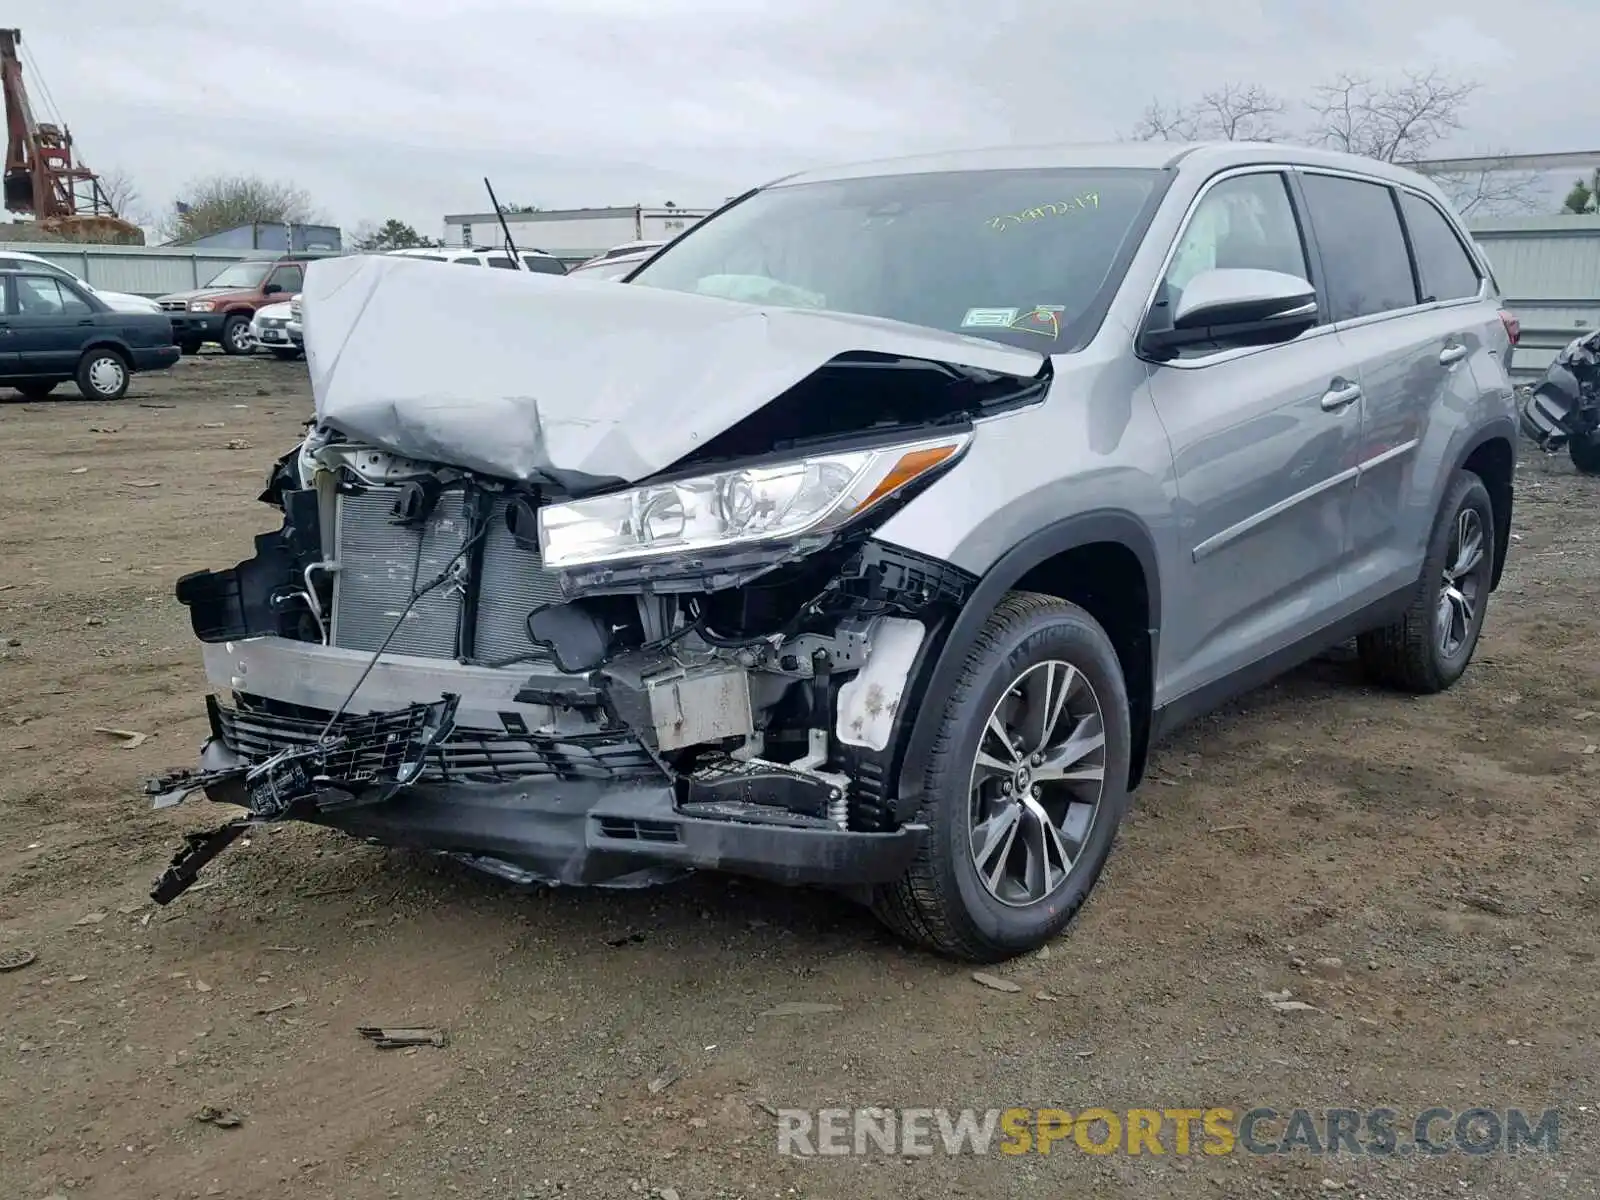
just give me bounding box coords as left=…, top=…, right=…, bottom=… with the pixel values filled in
left=1296, top=171, right=1491, bottom=607
left=1142, top=168, right=1366, bottom=700
left=9, top=275, right=96, bottom=375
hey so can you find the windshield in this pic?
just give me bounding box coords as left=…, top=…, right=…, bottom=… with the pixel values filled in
left=630, top=167, right=1164, bottom=350
left=202, top=261, right=273, bottom=289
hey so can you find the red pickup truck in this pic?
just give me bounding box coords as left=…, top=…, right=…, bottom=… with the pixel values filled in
left=156, top=256, right=316, bottom=356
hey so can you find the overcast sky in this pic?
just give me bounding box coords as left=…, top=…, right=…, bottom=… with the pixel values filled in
left=15, top=0, right=1595, bottom=237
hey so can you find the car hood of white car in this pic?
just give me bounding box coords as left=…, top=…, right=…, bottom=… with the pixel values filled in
left=94, top=289, right=162, bottom=315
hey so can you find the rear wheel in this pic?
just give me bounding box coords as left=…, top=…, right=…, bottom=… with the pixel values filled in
left=269, top=347, right=303, bottom=361
left=1357, top=470, right=1495, bottom=693
left=15, top=381, right=57, bottom=399
left=221, top=314, right=254, bottom=356
left=1569, top=434, right=1600, bottom=476
left=75, top=349, right=130, bottom=401
left=873, top=592, right=1130, bottom=962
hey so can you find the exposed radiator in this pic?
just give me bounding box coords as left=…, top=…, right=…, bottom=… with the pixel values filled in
left=329, top=485, right=564, bottom=663
left=475, top=495, right=565, bottom=663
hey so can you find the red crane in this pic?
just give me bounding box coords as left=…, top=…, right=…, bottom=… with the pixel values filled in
left=1, top=27, right=141, bottom=242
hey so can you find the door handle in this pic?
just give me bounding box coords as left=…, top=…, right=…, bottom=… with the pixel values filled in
left=77, top=318, right=95, bottom=326
left=1320, top=380, right=1362, bottom=412
left=1439, top=343, right=1468, bottom=366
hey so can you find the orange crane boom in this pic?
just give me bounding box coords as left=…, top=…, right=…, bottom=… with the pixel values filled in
left=1, top=27, right=141, bottom=242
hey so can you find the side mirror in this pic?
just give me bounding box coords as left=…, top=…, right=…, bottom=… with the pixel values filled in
left=263, top=282, right=283, bottom=295
left=1143, top=268, right=1318, bottom=357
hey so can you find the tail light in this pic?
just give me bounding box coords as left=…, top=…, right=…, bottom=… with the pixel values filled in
left=1499, top=310, right=1520, bottom=346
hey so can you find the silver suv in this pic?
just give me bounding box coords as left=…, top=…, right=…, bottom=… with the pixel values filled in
left=150, top=142, right=1517, bottom=962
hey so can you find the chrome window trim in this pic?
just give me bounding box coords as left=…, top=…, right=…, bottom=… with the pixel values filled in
left=1138, top=161, right=1493, bottom=368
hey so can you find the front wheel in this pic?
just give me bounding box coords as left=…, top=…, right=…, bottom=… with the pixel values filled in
left=269, top=347, right=303, bottom=361
left=179, top=338, right=203, bottom=356
left=75, top=349, right=129, bottom=401
left=221, top=314, right=254, bottom=356
left=16, top=381, right=57, bottom=400
left=1357, top=470, right=1495, bottom=693
left=1569, top=434, right=1600, bottom=476
left=873, top=592, right=1130, bottom=961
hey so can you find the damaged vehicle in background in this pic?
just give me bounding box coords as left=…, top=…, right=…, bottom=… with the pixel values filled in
left=148, top=142, right=1518, bottom=961
left=1520, top=328, right=1600, bottom=474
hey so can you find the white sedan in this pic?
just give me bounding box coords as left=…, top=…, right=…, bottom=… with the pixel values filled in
left=250, top=295, right=303, bottom=360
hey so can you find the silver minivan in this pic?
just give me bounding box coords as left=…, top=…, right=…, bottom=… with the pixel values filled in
left=151, top=142, right=1518, bottom=961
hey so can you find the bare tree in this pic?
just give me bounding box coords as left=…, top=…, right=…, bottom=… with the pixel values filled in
left=1429, top=159, right=1545, bottom=219
left=160, top=175, right=319, bottom=243
left=1305, top=68, right=1477, bottom=164
left=94, top=165, right=144, bottom=222
left=1130, top=83, right=1287, bottom=143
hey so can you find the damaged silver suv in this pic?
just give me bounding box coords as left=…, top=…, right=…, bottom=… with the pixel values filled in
left=149, top=142, right=1518, bottom=961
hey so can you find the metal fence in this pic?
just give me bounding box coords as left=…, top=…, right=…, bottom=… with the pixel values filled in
left=0, top=242, right=341, bottom=298
left=1469, top=214, right=1600, bottom=381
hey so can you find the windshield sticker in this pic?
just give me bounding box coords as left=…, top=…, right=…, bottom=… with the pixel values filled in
left=961, top=306, right=1020, bottom=328
left=1009, top=305, right=1065, bottom=338
left=986, top=192, right=1100, bottom=232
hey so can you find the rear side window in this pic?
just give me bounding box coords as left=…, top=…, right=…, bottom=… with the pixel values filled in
left=1398, top=193, right=1481, bottom=302
left=1298, top=174, right=1418, bottom=322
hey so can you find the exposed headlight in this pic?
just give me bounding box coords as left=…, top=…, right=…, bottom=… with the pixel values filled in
left=189, top=300, right=215, bottom=312
left=538, top=433, right=969, bottom=570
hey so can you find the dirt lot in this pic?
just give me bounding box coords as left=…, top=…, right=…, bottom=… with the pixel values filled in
left=1, top=354, right=1596, bottom=1200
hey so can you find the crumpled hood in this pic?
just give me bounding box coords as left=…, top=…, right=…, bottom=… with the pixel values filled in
left=300, top=253, right=1044, bottom=489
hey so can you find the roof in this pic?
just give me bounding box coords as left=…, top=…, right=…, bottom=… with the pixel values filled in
left=770, top=140, right=1445, bottom=192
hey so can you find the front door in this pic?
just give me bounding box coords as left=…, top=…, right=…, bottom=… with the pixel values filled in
left=1143, top=169, right=1366, bottom=701
left=9, top=275, right=94, bottom=375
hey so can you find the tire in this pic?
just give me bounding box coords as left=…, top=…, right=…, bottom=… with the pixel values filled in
left=269, top=347, right=303, bottom=361
left=1569, top=434, right=1600, bottom=476
left=179, top=339, right=203, bottom=356
left=1357, top=470, right=1495, bottom=693
left=16, top=381, right=57, bottom=399
left=220, top=314, right=255, bottom=356
left=75, top=349, right=130, bottom=401
left=873, top=592, right=1131, bottom=962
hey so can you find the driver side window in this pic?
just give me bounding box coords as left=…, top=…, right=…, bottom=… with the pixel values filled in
left=1165, top=172, right=1310, bottom=294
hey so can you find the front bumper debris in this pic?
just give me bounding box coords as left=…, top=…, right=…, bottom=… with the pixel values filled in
left=147, top=638, right=930, bottom=900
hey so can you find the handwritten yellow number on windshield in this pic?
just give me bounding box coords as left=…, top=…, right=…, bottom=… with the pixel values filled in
left=986, top=192, right=1100, bottom=231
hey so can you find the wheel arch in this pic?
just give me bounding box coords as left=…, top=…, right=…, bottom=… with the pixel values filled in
left=895, top=509, right=1162, bottom=812
left=79, top=338, right=133, bottom=363
left=1453, top=417, right=1516, bottom=591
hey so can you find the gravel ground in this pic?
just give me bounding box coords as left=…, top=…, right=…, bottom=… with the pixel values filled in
left=1, top=353, right=1596, bottom=1200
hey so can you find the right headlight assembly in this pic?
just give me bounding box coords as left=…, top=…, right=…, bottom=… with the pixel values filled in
left=537, top=432, right=971, bottom=570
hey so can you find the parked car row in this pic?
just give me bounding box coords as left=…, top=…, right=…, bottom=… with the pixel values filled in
left=0, top=267, right=178, bottom=400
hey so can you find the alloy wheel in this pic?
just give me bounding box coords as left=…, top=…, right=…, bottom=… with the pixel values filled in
left=1437, top=506, right=1487, bottom=658
left=968, top=659, right=1107, bottom=907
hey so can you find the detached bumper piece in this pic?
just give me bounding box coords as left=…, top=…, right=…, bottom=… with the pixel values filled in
left=145, top=696, right=461, bottom=904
